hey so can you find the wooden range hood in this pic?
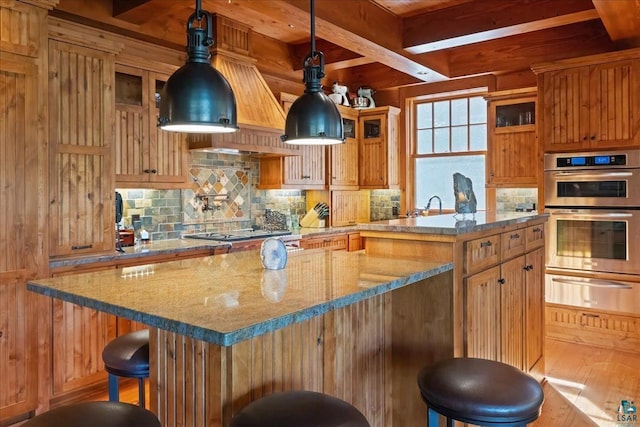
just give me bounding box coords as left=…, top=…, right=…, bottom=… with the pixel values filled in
left=188, top=14, right=299, bottom=156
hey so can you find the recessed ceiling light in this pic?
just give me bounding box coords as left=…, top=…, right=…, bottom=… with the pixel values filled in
left=417, top=70, right=429, bottom=75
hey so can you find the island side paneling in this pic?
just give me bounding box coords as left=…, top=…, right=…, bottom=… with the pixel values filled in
left=149, top=273, right=454, bottom=427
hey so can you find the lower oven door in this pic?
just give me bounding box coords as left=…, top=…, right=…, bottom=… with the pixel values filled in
left=545, top=274, right=639, bottom=314
left=546, top=208, right=640, bottom=275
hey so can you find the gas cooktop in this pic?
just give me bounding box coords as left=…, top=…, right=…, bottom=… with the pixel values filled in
left=183, top=230, right=292, bottom=242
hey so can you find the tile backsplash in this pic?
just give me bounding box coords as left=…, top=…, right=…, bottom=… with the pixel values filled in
left=496, top=188, right=538, bottom=212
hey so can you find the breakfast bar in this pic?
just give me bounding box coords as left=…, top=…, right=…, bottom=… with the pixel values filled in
left=28, top=249, right=454, bottom=427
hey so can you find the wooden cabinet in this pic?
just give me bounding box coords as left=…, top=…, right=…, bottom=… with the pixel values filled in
left=485, top=89, right=538, bottom=186
left=329, top=106, right=359, bottom=189
left=359, top=106, right=400, bottom=189
left=463, top=223, right=544, bottom=373
left=259, top=92, right=326, bottom=190
left=0, top=6, right=44, bottom=421
left=330, top=190, right=370, bottom=227
left=48, top=38, right=117, bottom=257
left=114, top=65, right=189, bottom=188
left=258, top=146, right=326, bottom=189
left=534, top=49, right=640, bottom=152
left=301, top=233, right=348, bottom=251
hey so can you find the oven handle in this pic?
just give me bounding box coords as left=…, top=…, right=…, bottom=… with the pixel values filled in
left=551, top=277, right=633, bottom=289
left=549, top=171, right=633, bottom=178
left=548, top=210, right=633, bottom=219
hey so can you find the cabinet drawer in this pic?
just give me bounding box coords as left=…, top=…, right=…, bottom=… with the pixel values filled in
left=501, top=229, right=525, bottom=260
left=546, top=304, right=640, bottom=353
left=464, top=234, right=500, bottom=275
left=301, top=234, right=348, bottom=251
left=525, top=223, right=545, bottom=251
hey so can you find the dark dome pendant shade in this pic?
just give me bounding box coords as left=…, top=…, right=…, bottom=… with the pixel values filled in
left=281, top=0, right=344, bottom=145
left=158, top=0, right=238, bottom=134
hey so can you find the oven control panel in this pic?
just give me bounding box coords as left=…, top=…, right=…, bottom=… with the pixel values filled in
left=555, top=153, right=627, bottom=168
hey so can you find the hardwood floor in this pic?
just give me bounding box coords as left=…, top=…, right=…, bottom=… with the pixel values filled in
left=532, top=339, right=640, bottom=427
left=98, top=338, right=640, bottom=426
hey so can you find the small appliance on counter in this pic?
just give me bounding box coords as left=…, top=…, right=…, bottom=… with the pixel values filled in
left=300, top=202, right=329, bottom=227
left=352, top=87, right=375, bottom=109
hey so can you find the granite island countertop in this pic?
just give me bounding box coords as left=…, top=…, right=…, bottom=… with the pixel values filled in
left=29, top=249, right=452, bottom=346
left=358, top=212, right=547, bottom=236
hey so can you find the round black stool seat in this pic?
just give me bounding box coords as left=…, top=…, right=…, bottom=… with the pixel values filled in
left=22, top=401, right=161, bottom=427
left=417, top=358, right=544, bottom=427
left=102, top=329, right=149, bottom=407
left=230, top=390, right=370, bottom=427
left=103, top=329, right=149, bottom=378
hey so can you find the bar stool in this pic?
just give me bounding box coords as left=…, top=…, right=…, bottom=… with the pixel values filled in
left=102, top=329, right=149, bottom=407
left=22, top=401, right=160, bottom=427
left=230, top=390, right=370, bottom=427
left=417, top=358, right=544, bottom=427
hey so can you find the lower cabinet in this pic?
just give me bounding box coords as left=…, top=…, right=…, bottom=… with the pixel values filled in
left=463, top=224, right=544, bottom=374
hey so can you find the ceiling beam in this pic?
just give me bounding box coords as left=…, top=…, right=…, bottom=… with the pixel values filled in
left=276, top=0, right=449, bottom=82
left=592, top=0, right=640, bottom=47
left=403, top=0, right=598, bottom=53
left=112, top=0, right=151, bottom=19
left=291, top=39, right=367, bottom=71
left=445, top=20, right=615, bottom=78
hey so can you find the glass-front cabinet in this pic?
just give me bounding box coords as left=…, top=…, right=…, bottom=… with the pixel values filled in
left=485, top=88, right=538, bottom=188
left=114, top=65, right=188, bottom=187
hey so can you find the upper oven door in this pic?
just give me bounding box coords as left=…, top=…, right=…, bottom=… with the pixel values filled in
left=546, top=208, right=640, bottom=275
left=544, top=168, right=640, bottom=208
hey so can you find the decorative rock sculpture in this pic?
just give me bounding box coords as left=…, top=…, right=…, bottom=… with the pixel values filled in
left=453, top=173, right=477, bottom=214
left=260, top=237, right=288, bottom=270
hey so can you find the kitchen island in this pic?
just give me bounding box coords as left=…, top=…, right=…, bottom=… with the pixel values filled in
left=359, top=212, right=548, bottom=383
left=28, top=248, right=453, bottom=427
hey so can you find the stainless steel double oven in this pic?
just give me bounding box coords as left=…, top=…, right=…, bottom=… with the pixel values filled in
left=544, top=150, right=640, bottom=312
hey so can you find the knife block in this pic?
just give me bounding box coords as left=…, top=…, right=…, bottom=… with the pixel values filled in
left=299, top=209, right=326, bottom=228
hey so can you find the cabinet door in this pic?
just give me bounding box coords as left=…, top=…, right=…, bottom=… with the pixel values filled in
left=49, top=40, right=115, bottom=256
left=51, top=299, right=117, bottom=396
left=329, top=114, right=358, bottom=189
left=464, top=266, right=501, bottom=361
left=359, top=113, right=387, bottom=188
left=488, top=131, right=537, bottom=186
left=331, top=190, right=370, bottom=227
left=148, top=73, right=189, bottom=184
left=541, top=67, right=590, bottom=151
left=589, top=60, right=639, bottom=149
left=499, top=256, right=525, bottom=370
left=301, top=234, right=348, bottom=250
left=283, top=145, right=326, bottom=188
left=115, top=66, right=148, bottom=182
left=524, top=247, right=544, bottom=373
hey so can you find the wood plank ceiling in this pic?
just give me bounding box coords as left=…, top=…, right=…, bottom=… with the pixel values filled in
left=53, top=0, right=640, bottom=93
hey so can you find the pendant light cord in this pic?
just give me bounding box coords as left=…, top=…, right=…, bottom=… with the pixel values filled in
left=195, top=0, right=203, bottom=20
left=310, top=0, right=316, bottom=57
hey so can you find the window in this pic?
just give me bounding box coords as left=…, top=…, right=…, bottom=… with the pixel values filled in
left=413, top=94, right=487, bottom=211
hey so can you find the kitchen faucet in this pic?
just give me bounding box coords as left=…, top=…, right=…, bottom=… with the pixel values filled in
left=425, top=195, right=442, bottom=215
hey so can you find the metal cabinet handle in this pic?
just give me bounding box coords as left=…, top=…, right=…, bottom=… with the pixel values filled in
left=0, top=331, right=3, bottom=338
left=302, top=175, right=311, bottom=179
left=510, top=233, right=520, bottom=239
left=71, top=244, right=93, bottom=250
left=497, top=278, right=506, bottom=285
left=480, top=241, right=492, bottom=248
left=532, top=227, right=541, bottom=232
left=523, top=264, right=534, bottom=271
left=144, top=169, right=158, bottom=174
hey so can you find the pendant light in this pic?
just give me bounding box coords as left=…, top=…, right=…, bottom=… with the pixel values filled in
left=158, top=0, right=238, bottom=133
left=281, top=0, right=344, bottom=145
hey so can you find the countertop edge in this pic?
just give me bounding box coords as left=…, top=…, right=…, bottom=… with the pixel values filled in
left=28, top=261, right=453, bottom=346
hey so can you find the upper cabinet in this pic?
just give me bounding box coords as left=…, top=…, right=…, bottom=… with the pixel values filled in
left=533, top=49, right=640, bottom=152
left=485, top=89, right=538, bottom=187
left=329, top=106, right=359, bottom=190
left=359, top=106, right=400, bottom=189
left=114, top=64, right=189, bottom=187
left=49, top=37, right=117, bottom=257
left=258, top=93, right=326, bottom=190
